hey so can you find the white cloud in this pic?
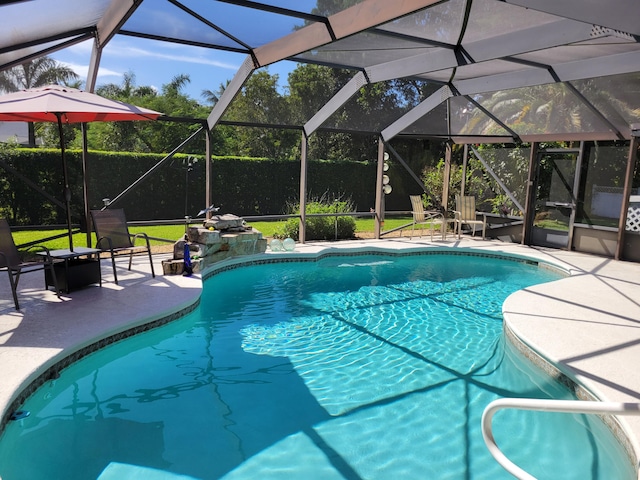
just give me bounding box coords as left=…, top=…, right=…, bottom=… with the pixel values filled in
left=65, top=40, right=93, bottom=56
left=107, top=43, right=239, bottom=70
left=58, top=61, right=122, bottom=81
left=60, top=38, right=240, bottom=71
left=52, top=37, right=244, bottom=98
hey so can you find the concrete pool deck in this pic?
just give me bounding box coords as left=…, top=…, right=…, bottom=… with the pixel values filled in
left=1, top=237, right=640, bottom=474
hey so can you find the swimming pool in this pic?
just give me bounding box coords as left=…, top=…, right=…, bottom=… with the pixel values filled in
left=0, top=252, right=634, bottom=479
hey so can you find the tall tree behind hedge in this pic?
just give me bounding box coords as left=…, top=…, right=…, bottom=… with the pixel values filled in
left=86, top=72, right=222, bottom=155
left=287, top=64, right=355, bottom=160
left=222, top=70, right=300, bottom=159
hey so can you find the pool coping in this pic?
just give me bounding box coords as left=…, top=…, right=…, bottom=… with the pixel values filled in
left=1, top=238, right=640, bottom=476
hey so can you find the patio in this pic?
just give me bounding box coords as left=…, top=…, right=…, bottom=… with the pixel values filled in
left=1, top=238, right=640, bottom=470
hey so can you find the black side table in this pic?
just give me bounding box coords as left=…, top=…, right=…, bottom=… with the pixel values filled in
left=39, top=247, right=102, bottom=293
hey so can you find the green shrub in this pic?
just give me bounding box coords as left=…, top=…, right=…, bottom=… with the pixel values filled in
left=276, top=196, right=356, bottom=241
left=421, top=157, right=495, bottom=212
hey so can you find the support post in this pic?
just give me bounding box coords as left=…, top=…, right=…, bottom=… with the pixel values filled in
left=442, top=142, right=452, bottom=213
left=56, top=113, right=73, bottom=251
left=615, top=125, right=640, bottom=260
left=81, top=123, right=91, bottom=247
left=461, top=144, right=468, bottom=198
left=299, top=132, right=308, bottom=244
left=205, top=128, right=212, bottom=220
left=374, top=137, right=385, bottom=239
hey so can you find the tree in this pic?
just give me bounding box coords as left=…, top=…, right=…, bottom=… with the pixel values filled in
left=422, top=155, right=496, bottom=212
left=85, top=72, right=226, bottom=155
left=287, top=64, right=350, bottom=160
left=311, top=0, right=359, bottom=16
left=142, top=74, right=216, bottom=154
left=85, top=72, right=159, bottom=152
left=461, top=82, right=616, bottom=137
left=201, top=80, right=229, bottom=106
left=0, top=57, right=79, bottom=146
left=223, top=70, right=299, bottom=158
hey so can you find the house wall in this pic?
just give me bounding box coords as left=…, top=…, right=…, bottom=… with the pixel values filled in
left=572, top=225, right=618, bottom=257
left=0, top=122, right=28, bottom=144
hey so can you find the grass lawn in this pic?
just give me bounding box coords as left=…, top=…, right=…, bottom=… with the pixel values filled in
left=534, top=219, right=569, bottom=231
left=11, top=217, right=416, bottom=250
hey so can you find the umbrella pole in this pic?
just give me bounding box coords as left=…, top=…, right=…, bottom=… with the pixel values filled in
left=56, top=113, right=74, bottom=251
left=81, top=123, right=91, bottom=248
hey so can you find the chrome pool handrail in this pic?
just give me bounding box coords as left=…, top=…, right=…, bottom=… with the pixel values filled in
left=482, top=398, right=640, bottom=480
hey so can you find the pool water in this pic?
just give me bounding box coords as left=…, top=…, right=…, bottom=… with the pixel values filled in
left=0, top=253, right=634, bottom=479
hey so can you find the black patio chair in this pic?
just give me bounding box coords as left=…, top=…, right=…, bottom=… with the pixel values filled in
left=90, top=209, right=155, bottom=285
left=0, top=218, right=60, bottom=310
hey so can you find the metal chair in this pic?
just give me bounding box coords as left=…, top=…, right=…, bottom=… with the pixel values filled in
left=454, top=195, right=487, bottom=239
left=90, top=209, right=155, bottom=285
left=407, top=195, right=452, bottom=240
left=0, top=218, right=60, bottom=309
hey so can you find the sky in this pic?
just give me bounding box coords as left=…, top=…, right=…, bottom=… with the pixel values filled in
left=51, top=35, right=298, bottom=104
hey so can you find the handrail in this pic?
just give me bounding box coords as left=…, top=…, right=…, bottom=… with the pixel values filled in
left=482, top=398, right=640, bottom=480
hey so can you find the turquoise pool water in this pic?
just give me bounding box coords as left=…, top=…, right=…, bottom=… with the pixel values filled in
left=0, top=252, right=634, bottom=479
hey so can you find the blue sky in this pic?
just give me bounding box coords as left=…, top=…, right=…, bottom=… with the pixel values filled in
left=47, top=0, right=323, bottom=102
left=51, top=34, right=298, bottom=103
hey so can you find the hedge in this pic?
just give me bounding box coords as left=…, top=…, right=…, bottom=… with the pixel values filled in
left=0, top=149, right=418, bottom=225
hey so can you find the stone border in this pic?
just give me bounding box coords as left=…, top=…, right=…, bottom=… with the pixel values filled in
left=201, top=247, right=561, bottom=281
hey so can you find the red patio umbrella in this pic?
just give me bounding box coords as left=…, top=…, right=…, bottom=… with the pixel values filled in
left=0, top=85, right=162, bottom=250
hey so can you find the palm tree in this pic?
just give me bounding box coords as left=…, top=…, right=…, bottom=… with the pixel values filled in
left=462, top=83, right=587, bottom=137
left=0, top=56, right=79, bottom=146
left=162, top=74, right=190, bottom=96
left=201, top=80, right=229, bottom=106
left=96, top=71, right=156, bottom=100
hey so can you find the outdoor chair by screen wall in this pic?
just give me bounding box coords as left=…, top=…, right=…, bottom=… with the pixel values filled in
left=406, top=195, right=451, bottom=240
left=454, top=195, right=487, bottom=240
left=90, top=209, right=155, bottom=285
left=0, top=218, right=60, bottom=309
